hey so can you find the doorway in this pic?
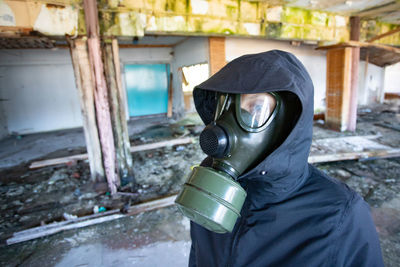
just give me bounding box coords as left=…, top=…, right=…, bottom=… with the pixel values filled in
left=181, top=63, right=209, bottom=112
left=124, top=64, right=170, bottom=117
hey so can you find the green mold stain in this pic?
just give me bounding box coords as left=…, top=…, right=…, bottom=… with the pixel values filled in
left=226, top=5, right=237, bottom=19
left=77, top=9, right=87, bottom=35
left=266, top=23, right=282, bottom=38
left=85, top=0, right=400, bottom=45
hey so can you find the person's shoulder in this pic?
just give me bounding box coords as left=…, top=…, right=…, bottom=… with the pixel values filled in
left=304, top=164, right=358, bottom=205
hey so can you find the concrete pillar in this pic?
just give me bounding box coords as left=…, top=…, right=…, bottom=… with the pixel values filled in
left=324, top=17, right=360, bottom=132
left=348, top=16, right=360, bottom=131
left=208, top=37, right=227, bottom=75
left=325, top=47, right=354, bottom=131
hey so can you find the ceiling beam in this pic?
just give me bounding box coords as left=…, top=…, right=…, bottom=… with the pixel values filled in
left=367, top=27, right=400, bottom=42
left=355, top=1, right=400, bottom=18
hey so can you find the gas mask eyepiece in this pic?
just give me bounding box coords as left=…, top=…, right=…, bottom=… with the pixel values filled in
left=176, top=92, right=283, bottom=233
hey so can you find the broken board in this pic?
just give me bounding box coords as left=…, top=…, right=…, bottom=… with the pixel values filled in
left=309, top=135, right=400, bottom=163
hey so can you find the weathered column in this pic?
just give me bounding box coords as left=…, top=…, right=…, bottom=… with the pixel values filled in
left=68, top=37, right=104, bottom=182
left=322, top=17, right=361, bottom=133
left=325, top=46, right=354, bottom=131
left=348, top=16, right=360, bottom=131
left=209, top=37, right=227, bottom=75
left=103, top=38, right=135, bottom=185
left=83, top=0, right=119, bottom=193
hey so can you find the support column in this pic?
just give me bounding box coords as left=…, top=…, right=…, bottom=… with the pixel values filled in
left=103, top=38, right=135, bottom=185
left=68, top=37, right=104, bottom=181
left=324, top=17, right=360, bottom=132
left=325, top=47, right=354, bottom=131
left=83, top=0, right=119, bottom=194
left=348, top=16, right=360, bottom=131
left=209, top=37, right=226, bottom=75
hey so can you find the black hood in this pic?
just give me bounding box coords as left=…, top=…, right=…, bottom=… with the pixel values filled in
left=193, top=50, right=314, bottom=203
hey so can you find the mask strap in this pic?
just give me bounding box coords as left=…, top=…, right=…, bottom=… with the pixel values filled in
left=214, top=93, right=230, bottom=121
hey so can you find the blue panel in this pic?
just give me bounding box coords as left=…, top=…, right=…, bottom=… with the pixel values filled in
left=124, top=64, right=169, bottom=117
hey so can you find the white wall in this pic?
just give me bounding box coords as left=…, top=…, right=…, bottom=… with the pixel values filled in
left=119, top=47, right=173, bottom=63
left=358, top=61, right=385, bottom=105
left=0, top=49, right=82, bottom=134
left=225, top=38, right=327, bottom=112
left=171, top=37, right=209, bottom=117
left=384, top=62, right=400, bottom=94
left=0, top=47, right=175, bottom=135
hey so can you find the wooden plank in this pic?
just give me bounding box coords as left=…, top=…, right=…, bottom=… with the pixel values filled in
left=125, top=195, right=176, bottom=215
left=118, top=44, right=172, bottom=48
left=6, top=195, right=178, bottom=245
left=30, top=153, right=87, bottom=169
left=0, top=26, right=33, bottom=37
left=317, top=41, right=400, bottom=53
left=309, top=135, right=400, bottom=163
left=68, top=37, right=104, bottom=181
left=84, top=0, right=118, bottom=194
left=12, top=209, right=120, bottom=238
left=29, top=137, right=193, bottom=169
left=385, top=93, right=400, bottom=100
left=308, top=149, right=400, bottom=164
left=312, top=135, right=390, bottom=152
left=367, top=27, right=400, bottom=43
left=317, top=41, right=400, bottom=67
left=7, top=214, right=125, bottom=245
left=129, top=137, right=192, bottom=153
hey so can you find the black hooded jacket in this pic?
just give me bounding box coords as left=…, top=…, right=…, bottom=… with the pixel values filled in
left=189, top=50, right=383, bottom=267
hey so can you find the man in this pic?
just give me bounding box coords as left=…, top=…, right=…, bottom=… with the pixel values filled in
left=177, top=50, right=383, bottom=266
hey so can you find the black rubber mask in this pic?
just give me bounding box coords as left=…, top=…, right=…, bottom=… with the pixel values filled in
left=200, top=92, right=284, bottom=178
left=175, top=92, right=286, bottom=233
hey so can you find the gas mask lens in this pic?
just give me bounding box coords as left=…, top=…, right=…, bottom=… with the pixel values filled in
left=239, top=93, right=277, bottom=128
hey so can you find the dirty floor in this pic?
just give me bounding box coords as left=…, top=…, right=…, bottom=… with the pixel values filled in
left=1, top=102, right=400, bottom=266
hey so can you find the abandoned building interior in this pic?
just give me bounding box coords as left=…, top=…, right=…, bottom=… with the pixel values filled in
left=0, top=0, right=400, bottom=266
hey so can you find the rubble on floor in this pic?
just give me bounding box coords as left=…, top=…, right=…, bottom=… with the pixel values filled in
left=0, top=102, right=399, bottom=266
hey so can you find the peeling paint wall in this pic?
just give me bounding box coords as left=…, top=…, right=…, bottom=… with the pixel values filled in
left=1, top=0, right=399, bottom=45
left=0, top=0, right=78, bottom=35
left=34, top=4, right=78, bottom=35
left=225, top=37, right=327, bottom=112
left=98, top=1, right=352, bottom=43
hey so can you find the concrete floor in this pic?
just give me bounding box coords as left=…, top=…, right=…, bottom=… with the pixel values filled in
left=2, top=207, right=192, bottom=267
left=1, top=103, right=399, bottom=266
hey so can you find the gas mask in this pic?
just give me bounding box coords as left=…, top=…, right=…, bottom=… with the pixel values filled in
left=175, top=92, right=286, bottom=233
